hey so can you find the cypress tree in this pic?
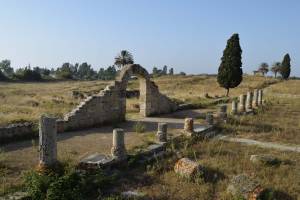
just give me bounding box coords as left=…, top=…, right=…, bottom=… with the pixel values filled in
left=217, top=33, right=243, bottom=96
left=280, top=53, right=291, bottom=80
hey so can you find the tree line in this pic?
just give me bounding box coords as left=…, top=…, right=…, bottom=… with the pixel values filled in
left=255, top=54, right=291, bottom=79
left=0, top=50, right=179, bottom=82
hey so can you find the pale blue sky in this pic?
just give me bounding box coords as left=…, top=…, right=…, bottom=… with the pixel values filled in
left=0, top=0, right=299, bottom=76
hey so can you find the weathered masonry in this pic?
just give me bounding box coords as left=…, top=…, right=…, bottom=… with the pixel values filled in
left=57, top=64, right=178, bottom=132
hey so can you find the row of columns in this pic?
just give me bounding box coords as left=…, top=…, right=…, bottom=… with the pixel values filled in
left=232, top=89, right=263, bottom=114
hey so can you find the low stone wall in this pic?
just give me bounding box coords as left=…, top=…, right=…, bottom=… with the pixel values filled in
left=0, top=122, right=35, bottom=144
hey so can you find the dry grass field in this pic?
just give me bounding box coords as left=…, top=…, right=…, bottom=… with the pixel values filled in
left=110, top=140, right=299, bottom=200
left=1, top=75, right=300, bottom=199
left=0, top=75, right=277, bottom=126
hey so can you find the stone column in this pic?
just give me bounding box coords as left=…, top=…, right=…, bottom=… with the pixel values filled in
left=231, top=100, right=238, bottom=115
left=184, top=118, right=194, bottom=135
left=156, top=123, right=167, bottom=142
left=206, top=113, right=214, bottom=125
left=111, top=128, right=127, bottom=160
left=252, top=89, right=259, bottom=107
left=239, top=94, right=246, bottom=112
left=246, top=91, right=253, bottom=111
left=38, top=115, right=58, bottom=169
left=258, top=89, right=263, bottom=106
left=218, top=104, right=227, bottom=119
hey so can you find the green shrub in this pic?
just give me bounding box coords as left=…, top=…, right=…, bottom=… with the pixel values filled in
left=46, top=172, right=83, bottom=200
left=24, top=167, right=115, bottom=200
left=24, top=170, right=56, bottom=200
left=133, top=122, right=146, bottom=133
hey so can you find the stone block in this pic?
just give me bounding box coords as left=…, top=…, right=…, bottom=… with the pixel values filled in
left=78, top=153, right=115, bottom=169
left=250, top=154, right=281, bottom=165
left=227, top=174, right=264, bottom=200
left=174, top=158, right=204, bottom=179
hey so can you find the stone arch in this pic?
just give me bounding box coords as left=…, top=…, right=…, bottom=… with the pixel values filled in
left=60, top=64, right=177, bottom=132
left=116, top=64, right=151, bottom=117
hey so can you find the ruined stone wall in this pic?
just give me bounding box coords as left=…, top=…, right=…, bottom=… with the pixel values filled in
left=59, top=64, right=178, bottom=132
left=61, top=81, right=124, bottom=131
left=0, top=122, right=35, bottom=143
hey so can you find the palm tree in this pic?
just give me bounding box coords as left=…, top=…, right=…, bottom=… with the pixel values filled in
left=258, top=62, right=269, bottom=76
left=114, top=50, right=134, bottom=69
left=271, top=62, right=281, bottom=78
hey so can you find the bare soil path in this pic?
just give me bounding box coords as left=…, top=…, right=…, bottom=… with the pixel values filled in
left=217, top=135, right=300, bottom=153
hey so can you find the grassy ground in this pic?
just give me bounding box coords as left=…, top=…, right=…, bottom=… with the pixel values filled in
left=1, top=75, right=299, bottom=199
left=0, top=119, right=184, bottom=196
left=0, top=75, right=277, bottom=126
left=108, top=139, right=299, bottom=200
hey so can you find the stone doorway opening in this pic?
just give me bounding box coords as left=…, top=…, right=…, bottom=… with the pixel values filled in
left=116, top=65, right=150, bottom=120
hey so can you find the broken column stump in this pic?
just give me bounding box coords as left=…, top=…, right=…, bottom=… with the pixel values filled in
left=111, top=128, right=127, bottom=160
left=239, top=94, right=246, bottom=113
left=253, top=89, right=259, bottom=108
left=246, top=91, right=253, bottom=112
left=37, top=115, right=58, bottom=171
left=206, top=112, right=214, bottom=125
left=218, top=104, right=227, bottom=120
left=231, top=100, right=238, bottom=115
left=156, top=123, right=167, bottom=142
left=258, top=89, right=263, bottom=106
left=183, top=118, right=194, bottom=136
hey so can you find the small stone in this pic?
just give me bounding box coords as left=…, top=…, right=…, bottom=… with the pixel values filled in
left=227, top=174, right=264, bottom=200
left=174, top=158, right=204, bottom=179
left=121, top=191, right=146, bottom=199
left=250, top=155, right=281, bottom=165
left=3, top=191, right=29, bottom=200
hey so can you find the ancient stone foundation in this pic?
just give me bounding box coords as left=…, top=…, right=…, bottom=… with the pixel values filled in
left=38, top=115, right=58, bottom=169
left=0, top=122, right=34, bottom=144
left=58, top=64, right=178, bottom=132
